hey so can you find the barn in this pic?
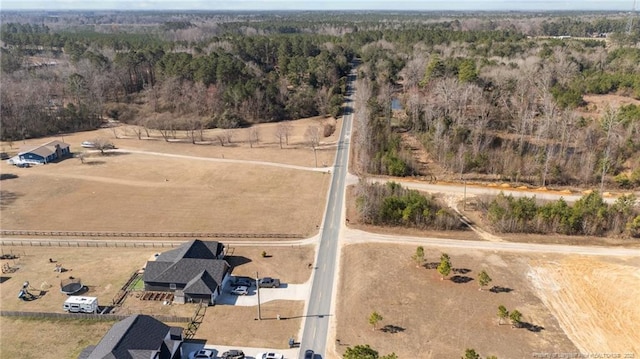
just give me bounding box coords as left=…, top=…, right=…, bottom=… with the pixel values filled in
left=18, top=140, right=70, bottom=164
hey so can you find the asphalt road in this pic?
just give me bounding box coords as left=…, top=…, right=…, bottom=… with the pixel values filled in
left=297, top=70, right=355, bottom=358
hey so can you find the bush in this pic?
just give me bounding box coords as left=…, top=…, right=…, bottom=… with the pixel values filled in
left=323, top=122, right=335, bottom=137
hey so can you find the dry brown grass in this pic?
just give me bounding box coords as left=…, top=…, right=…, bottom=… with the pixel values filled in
left=335, top=243, right=581, bottom=359
left=0, top=117, right=338, bottom=236
left=0, top=245, right=313, bottom=358
left=194, top=300, right=305, bottom=349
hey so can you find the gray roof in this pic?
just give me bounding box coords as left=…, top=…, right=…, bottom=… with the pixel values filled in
left=144, top=259, right=229, bottom=295
left=155, top=240, right=224, bottom=262
left=143, top=240, right=229, bottom=295
left=19, top=140, right=70, bottom=157
left=84, top=314, right=181, bottom=359
left=184, top=270, right=222, bottom=295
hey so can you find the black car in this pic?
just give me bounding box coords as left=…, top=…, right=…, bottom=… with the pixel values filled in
left=303, top=349, right=314, bottom=359
left=232, top=277, right=254, bottom=288
left=221, top=349, right=245, bottom=359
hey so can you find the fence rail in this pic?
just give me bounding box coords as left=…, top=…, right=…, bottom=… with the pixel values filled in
left=0, top=310, right=190, bottom=323
left=0, top=230, right=304, bottom=239
left=0, top=240, right=184, bottom=248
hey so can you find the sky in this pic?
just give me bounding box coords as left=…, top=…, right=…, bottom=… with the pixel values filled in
left=0, top=0, right=635, bottom=11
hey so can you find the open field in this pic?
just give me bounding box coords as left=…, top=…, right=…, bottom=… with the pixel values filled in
left=0, top=245, right=314, bottom=358
left=0, top=116, right=338, bottom=236
left=334, top=243, right=640, bottom=359
left=528, top=256, right=640, bottom=355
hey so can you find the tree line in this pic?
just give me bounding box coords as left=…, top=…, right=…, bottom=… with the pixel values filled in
left=355, top=181, right=464, bottom=230
left=480, top=191, right=640, bottom=237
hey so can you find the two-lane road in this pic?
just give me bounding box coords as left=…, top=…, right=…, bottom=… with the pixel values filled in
left=298, top=71, right=355, bottom=357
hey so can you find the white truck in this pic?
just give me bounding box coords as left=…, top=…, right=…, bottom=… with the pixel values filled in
left=63, top=296, right=98, bottom=313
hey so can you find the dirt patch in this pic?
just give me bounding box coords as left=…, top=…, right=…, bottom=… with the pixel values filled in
left=335, top=243, right=578, bottom=359
left=578, top=94, right=640, bottom=119
left=528, top=256, right=640, bottom=355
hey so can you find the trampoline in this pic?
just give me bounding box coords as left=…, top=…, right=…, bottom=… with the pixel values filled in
left=60, top=277, right=84, bottom=295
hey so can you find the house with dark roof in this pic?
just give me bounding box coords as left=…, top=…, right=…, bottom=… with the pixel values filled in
left=18, top=140, right=70, bottom=164
left=143, top=240, right=230, bottom=305
left=78, top=314, right=183, bottom=359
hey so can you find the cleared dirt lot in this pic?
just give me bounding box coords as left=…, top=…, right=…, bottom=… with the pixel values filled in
left=0, top=116, right=338, bottom=236
left=528, top=256, right=640, bottom=355
left=0, top=245, right=313, bottom=358
left=335, top=243, right=640, bottom=359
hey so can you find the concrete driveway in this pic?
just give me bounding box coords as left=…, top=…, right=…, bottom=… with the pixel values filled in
left=216, top=279, right=310, bottom=306
left=182, top=342, right=300, bottom=359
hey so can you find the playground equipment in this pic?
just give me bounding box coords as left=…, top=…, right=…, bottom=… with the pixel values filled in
left=18, top=281, right=37, bottom=301
left=60, top=277, right=85, bottom=295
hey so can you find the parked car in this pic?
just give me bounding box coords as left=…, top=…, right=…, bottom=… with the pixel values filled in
left=304, top=349, right=315, bottom=359
left=81, top=141, right=96, bottom=148
left=15, top=162, right=30, bottom=168
left=230, top=286, right=249, bottom=295
left=232, top=276, right=254, bottom=288
left=0, top=152, right=9, bottom=160
left=221, top=349, right=245, bottom=359
left=256, top=352, right=284, bottom=359
left=189, top=349, right=214, bottom=359
left=258, top=277, right=281, bottom=288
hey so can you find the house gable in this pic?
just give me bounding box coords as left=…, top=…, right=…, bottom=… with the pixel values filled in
left=83, top=314, right=182, bottom=359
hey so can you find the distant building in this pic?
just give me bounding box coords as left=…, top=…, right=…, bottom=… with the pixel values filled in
left=143, top=240, right=230, bottom=305
left=18, top=140, right=70, bottom=164
left=78, top=314, right=183, bottom=359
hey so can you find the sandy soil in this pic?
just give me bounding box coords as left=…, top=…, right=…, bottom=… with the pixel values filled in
left=528, top=256, right=640, bottom=356
left=335, top=243, right=581, bottom=359
left=0, top=245, right=313, bottom=357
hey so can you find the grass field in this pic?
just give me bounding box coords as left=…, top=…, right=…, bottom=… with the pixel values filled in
left=334, top=243, right=640, bottom=359
left=0, top=244, right=314, bottom=358
left=0, top=117, right=337, bottom=236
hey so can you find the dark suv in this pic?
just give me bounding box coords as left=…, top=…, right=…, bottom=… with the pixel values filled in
left=303, top=349, right=314, bottom=359
left=221, top=349, right=245, bottom=359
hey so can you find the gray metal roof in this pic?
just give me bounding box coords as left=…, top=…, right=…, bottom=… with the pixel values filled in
left=84, top=314, right=181, bottom=359
left=19, top=140, right=70, bottom=157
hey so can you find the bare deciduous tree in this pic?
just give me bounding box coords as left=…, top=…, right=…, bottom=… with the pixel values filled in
left=248, top=126, right=260, bottom=148
left=305, top=125, right=321, bottom=167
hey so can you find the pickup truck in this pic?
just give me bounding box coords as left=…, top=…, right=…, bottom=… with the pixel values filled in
left=258, top=277, right=280, bottom=288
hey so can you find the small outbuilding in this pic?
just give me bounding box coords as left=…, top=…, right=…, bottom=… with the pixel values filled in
left=18, top=140, right=70, bottom=164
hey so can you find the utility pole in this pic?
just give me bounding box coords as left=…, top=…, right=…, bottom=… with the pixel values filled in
left=256, top=271, right=262, bottom=320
